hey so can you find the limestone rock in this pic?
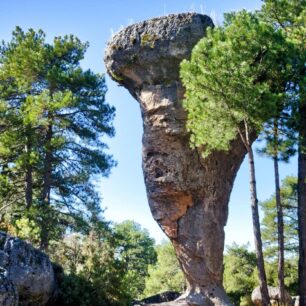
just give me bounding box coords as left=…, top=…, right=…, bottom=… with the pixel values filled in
left=105, top=13, right=248, bottom=305
left=251, top=286, right=293, bottom=306
left=133, top=291, right=180, bottom=305
left=147, top=301, right=189, bottom=306
left=105, top=13, right=213, bottom=93
left=0, top=272, right=18, bottom=306
left=0, top=231, right=55, bottom=306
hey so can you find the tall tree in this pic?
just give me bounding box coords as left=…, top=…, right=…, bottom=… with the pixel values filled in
left=261, top=1, right=306, bottom=303
left=258, top=114, right=297, bottom=303
left=114, top=220, right=157, bottom=300
left=261, top=176, right=299, bottom=296
left=180, top=11, right=292, bottom=305
left=223, top=243, right=258, bottom=305
left=50, top=224, right=130, bottom=306
left=261, top=176, right=298, bottom=260
left=144, top=241, right=186, bottom=297
left=0, top=27, right=115, bottom=250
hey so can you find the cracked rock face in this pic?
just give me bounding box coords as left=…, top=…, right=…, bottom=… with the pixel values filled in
left=105, top=13, right=247, bottom=306
left=252, top=287, right=293, bottom=306
left=0, top=273, right=18, bottom=306
left=0, top=232, right=55, bottom=306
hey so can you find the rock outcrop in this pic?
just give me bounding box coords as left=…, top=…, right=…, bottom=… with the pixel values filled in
left=105, top=13, right=248, bottom=305
left=133, top=291, right=180, bottom=305
left=0, top=273, right=18, bottom=306
left=252, top=286, right=293, bottom=306
left=0, top=232, right=55, bottom=306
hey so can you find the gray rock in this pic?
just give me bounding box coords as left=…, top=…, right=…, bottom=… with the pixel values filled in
left=251, top=286, right=293, bottom=306
left=105, top=13, right=213, bottom=93
left=0, top=272, right=18, bottom=306
left=0, top=232, right=55, bottom=306
left=133, top=291, right=180, bottom=305
left=293, top=296, right=300, bottom=306
left=105, top=13, right=249, bottom=306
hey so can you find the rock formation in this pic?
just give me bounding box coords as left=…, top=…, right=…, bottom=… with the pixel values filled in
left=0, top=231, right=55, bottom=306
left=252, top=286, right=293, bottom=306
left=0, top=273, right=18, bottom=306
left=133, top=291, right=180, bottom=305
left=105, top=13, right=248, bottom=305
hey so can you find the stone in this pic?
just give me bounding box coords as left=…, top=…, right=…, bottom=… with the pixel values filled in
left=0, top=231, right=55, bottom=306
left=133, top=291, right=180, bottom=305
left=251, top=286, right=293, bottom=306
left=0, top=272, right=18, bottom=306
left=105, top=13, right=249, bottom=305
left=293, top=296, right=300, bottom=306
left=147, top=301, right=189, bottom=306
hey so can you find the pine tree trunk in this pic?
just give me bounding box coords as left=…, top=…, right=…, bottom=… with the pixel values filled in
left=25, top=135, right=33, bottom=209
left=42, top=124, right=52, bottom=206
left=25, top=163, right=33, bottom=209
left=247, top=143, right=270, bottom=306
left=273, top=121, right=285, bottom=305
left=274, top=156, right=285, bottom=305
left=40, top=122, right=53, bottom=251
left=298, top=102, right=306, bottom=306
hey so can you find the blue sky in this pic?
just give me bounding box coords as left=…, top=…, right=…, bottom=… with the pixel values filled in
left=0, top=0, right=297, bottom=248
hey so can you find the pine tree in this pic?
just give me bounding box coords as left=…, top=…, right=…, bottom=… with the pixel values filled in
left=180, top=11, right=292, bottom=306
left=258, top=94, right=297, bottom=304
left=143, top=241, right=186, bottom=297
left=114, top=220, right=157, bottom=300
left=261, top=176, right=298, bottom=260
left=0, top=27, right=115, bottom=250
left=261, top=2, right=306, bottom=303
left=223, top=243, right=258, bottom=305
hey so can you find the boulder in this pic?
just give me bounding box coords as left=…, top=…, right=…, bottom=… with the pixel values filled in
left=0, top=231, right=55, bottom=306
left=251, top=286, right=293, bottom=306
left=133, top=291, right=180, bottom=305
left=0, top=272, right=18, bottom=306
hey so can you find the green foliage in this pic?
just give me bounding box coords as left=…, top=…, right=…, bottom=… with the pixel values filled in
left=143, top=240, right=185, bottom=297
left=51, top=220, right=158, bottom=305
left=180, top=10, right=295, bottom=304
left=223, top=242, right=299, bottom=304
left=0, top=27, right=115, bottom=248
left=261, top=0, right=306, bottom=45
left=265, top=258, right=298, bottom=295
left=56, top=272, right=116, bottom=306
left=114, top=220, right=157, bottom=300
left=180, top=10, right=292, bottom=157
left=223, top=243, right=258, bottom=305
left=260, top=176, right=298, bottom=259
left=260, top=176, right=299, bottom=295
left=261, top=0, right=306, bottom=146
left=14, top=216, right=40, bottom=244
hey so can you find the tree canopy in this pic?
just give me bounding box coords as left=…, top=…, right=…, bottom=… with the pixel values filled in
left=0, top=27, right=115, bottom=249
left=180, top=10, right=292, bottom=157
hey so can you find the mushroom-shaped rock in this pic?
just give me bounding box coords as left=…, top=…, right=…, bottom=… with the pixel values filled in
left=105, top=13, right=213, bottom=93
left=105, top=13, right=247, bottom=305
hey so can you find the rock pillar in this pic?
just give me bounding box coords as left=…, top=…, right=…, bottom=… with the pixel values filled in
left=105, top=13, right=247, bottom=305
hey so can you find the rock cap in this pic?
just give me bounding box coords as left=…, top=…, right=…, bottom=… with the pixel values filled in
left=104, top=13, right=213, bottom=90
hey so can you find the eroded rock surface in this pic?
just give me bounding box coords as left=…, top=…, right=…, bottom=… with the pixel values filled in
left=105, top=13, right=248, bottom=305
left=252, top=286, right=293, bottom=306
left=0, top=273, right=18, bottom=306
left=0, top=232, right=55, bottom=306
left=133, top=291, right=180, bottom=305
